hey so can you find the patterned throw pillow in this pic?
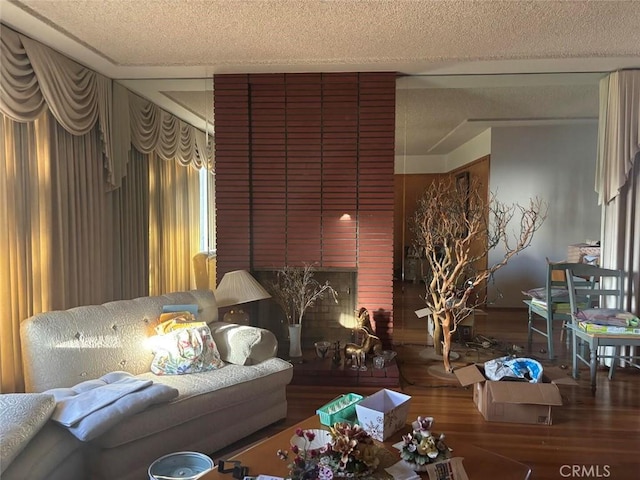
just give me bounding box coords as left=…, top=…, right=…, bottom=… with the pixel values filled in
left=150, top=323, right=224, bottom=375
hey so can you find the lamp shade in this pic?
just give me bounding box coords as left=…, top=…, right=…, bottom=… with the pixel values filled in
left=214, top=270, right=271, bottom=308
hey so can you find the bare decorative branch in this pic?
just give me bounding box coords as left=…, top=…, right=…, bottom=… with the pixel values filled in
left=268, top=264, right=338, bottom=325
left=410, top=176, right=547, bottom=372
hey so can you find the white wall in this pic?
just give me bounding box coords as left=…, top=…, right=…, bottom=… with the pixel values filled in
left=395, top=154, right=448, bottom=173
left=487, top=123, right=601, bottom=307
left=447, top=129, right=491, bottom=171
left=394, top=129, right=491, bottom=174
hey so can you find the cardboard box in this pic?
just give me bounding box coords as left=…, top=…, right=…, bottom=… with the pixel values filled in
left=454, top=364, right=575, bottom=425
left=355, top=388, right=411, bottom=441
left=567, top=243, right=600, bottom=264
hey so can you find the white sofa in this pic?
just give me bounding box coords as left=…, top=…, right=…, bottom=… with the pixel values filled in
left=7, top=290, right=293, bottom=480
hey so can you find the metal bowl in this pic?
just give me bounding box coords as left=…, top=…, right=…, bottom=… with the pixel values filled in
left=148, top=451, right=214, bottom=480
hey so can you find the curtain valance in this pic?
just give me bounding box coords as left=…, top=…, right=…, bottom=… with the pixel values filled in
left=596, top=70, right=640, bottom=205
left=0, top=26, right=46, bottom=120
left=0, top=24, right=211, bottom=187
left=129, top=93, right=212, bottom=170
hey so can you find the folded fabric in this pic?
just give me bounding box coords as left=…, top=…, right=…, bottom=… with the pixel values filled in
left=45, top=371, right=178, bottom=441
left=576, top=308, right=640, bottom=327
left=522, top=287, right=569, bottom=301
left=48, top=372, right=153, bottom=426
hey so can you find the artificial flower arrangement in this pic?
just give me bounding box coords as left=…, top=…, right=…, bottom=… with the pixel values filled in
left=399, top=416, right=451, bottom=471
left=277, top=423, right=379, bottom=480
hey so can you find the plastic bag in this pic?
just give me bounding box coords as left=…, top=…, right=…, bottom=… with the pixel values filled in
left=484, top=356, right=543, bottom=383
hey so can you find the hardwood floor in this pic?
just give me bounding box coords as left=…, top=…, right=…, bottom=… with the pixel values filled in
left=213, top=281, right=640, bottom=480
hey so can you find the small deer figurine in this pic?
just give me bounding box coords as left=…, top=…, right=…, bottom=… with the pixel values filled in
left=344, top=308, right=383, bottom=366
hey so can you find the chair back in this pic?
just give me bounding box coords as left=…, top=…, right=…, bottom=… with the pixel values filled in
left=544, top=261, right=593, bottom=304
left=565, top=265, right=625, bottom=314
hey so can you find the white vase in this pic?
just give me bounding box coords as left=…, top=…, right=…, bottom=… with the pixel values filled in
left=288, top=324, right=303, bottom=358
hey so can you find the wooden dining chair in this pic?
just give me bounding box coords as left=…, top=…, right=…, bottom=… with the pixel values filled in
left=565, top=264, right=640, bottom=394
left=524, top=260, right=593, bottom=359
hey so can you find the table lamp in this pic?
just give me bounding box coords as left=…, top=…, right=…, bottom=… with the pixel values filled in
left=214, top=270, right=271, bottom=324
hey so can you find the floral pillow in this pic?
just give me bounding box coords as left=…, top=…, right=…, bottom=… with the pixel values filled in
left=150, top=322, right=224, bottom=375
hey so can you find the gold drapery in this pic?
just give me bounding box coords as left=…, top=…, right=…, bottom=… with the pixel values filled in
left=0, top=110, right=203, bottom=393
left=0, top=111, right=137, bottom=392
left=148, top=150, right=202, bottom=295
left=0, top=25, right=212, bottom=393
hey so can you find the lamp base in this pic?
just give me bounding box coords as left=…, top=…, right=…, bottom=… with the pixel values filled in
left=223, top=309, right=250, bottom=325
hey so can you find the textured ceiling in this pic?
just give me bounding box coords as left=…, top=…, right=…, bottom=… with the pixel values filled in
left=2, top=0, right=638, bottom=155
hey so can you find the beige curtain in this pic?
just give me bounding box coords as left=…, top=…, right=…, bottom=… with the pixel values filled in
left=597, top=70, right=640, bottom=367
left=0, top=111, right=135, bottom=392
left=120, top=148, right=150, bottom=297
left=148, top=151, right=201, bottom=295
left=0, top=25, right=210, bottom=392
left=0, top=113, right=51, bottom=393
left=597, top=70, right=640, bottom=313
left=47, top=114, right=121, bottom=308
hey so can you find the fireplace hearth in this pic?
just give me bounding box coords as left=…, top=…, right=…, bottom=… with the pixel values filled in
left=254, top=268, right=358, bottom=352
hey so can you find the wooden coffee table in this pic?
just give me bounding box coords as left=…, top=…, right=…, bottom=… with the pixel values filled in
left=200, top=415, right=531, bottom=480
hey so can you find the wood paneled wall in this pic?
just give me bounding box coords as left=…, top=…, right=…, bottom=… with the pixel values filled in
left=394, top=156, right=490, bottom=277
left=214, top=73, right=396, bottom=328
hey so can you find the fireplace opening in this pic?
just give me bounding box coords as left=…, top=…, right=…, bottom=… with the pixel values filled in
left=253, top=268, right=358, bottom=352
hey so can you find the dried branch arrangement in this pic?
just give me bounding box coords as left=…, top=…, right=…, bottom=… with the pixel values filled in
left=269, top=264, right=338, bottom=325
left=411, top=175, right=547, bottom=372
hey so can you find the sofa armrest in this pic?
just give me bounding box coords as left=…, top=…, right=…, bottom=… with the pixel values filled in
left=0, top=394, right=57, bottom=474
left=209, top=322, right=278, bottom=365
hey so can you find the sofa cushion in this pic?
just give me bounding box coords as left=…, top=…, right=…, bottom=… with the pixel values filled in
left=209, top=321, right=277, bottom=365
left=150, top=324, right=224, bottom=375
left=93, top=357, right=293, bottom=448
left=0, top=393, right=56, bottom=472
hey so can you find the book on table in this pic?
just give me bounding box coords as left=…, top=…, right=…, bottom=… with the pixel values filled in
left=578, top=321, right=640, bottom=335
left=576, top=308, right=640, bottom=334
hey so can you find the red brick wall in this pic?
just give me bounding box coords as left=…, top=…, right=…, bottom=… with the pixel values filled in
left=214, top=72, right=395, bottom=332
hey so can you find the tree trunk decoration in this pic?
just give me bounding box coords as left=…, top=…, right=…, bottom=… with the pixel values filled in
left=411, top=175, right=547, bottom=373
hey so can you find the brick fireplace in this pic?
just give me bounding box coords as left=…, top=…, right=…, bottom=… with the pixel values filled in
left=214, top=72, right=396, bottom=343
left=254, top=268, right=358, bottom=350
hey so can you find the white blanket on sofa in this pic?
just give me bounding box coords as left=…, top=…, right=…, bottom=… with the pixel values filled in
left=45, top=371, right=178, bottom=441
